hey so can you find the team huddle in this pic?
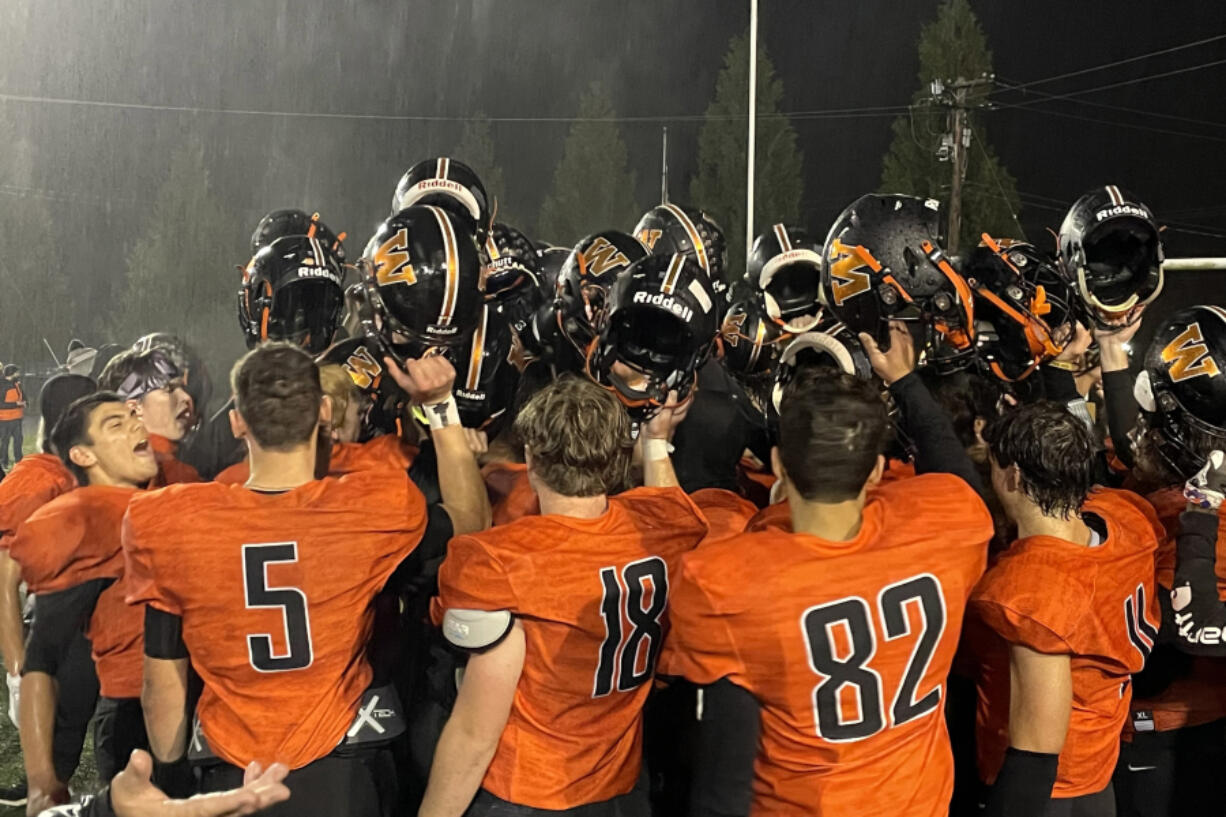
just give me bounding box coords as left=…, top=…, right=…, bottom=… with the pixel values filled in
left=1, top=155, right=1225, bottom=817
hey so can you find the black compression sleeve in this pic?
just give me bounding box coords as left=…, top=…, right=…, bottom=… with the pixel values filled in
left=1038, top=365, right=1080, bottom=404
left=688, top=680, right=759, bottom=817
left=24, top=580, right=109, bottom=677
left=887, top=373, right=987, bottom=497
left=387, top=503, right=455, bottom=595
left=983, top=747, right=1058, bottom=817
left=1102, top=369, right=1139, bottom=470
left=1171, top=509, right=1226, bottom=655
left=144, top=606, right=188, bottom=660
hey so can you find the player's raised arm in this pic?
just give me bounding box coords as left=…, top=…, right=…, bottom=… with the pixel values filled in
left=385, top=354, right=491, bottom=535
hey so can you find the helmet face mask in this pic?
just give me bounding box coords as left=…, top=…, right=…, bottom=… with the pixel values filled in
left=554, top=231, right=649, bottom=367
left=392, top=157, right=490, bottom=240
left=748, top=225, right=825, bottom=334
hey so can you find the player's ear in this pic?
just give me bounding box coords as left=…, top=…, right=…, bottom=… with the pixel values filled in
left=229, top=408, right=248, bottom=440
left=973, top=417, right=987, bottom=446
left=770, top=446, right=785, bottom=482
left=125, top=398, right=142, bottom=418
left=68, top=444, right=97, bottom=471
left=866, top=454, right=885, bottom=487
left=319, top=394, right=334, bottom=427
left=1006, top=463, right=1022, bottom=494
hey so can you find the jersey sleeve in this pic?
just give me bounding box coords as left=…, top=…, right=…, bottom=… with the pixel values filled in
left=431, top=534, right=518, bottom=625
left=970, top=560, right=1085, bottom=654
left=658, top=550, right=749, bottom=688
left=690, top=488, right=756, bottom=541
left=120, top=502, right=180, bottom=615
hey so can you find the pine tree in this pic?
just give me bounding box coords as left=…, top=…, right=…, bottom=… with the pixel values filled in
left=537, top=83, right=639, bottom=246
left=113, top=139, right=247, bottom=382
left=690, top=32, right=804, bottom=281
left=454, top=115, right=513, bottom=227
left=879, top=0, right=1021, bottom=251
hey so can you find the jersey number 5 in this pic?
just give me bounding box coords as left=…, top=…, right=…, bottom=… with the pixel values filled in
left=801, top=573, right=947, bottom=742
left=243, top=543, right=314, bottom=673
left=594, top=557, right=668, bottom=697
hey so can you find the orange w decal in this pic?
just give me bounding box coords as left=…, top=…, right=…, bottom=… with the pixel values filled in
left=1162, top=323, right=1221, bottom=383
left=582, top=237, right=630, bottom=278
left=373, top=228, right=417, bottom=287
left=344, top=346, right=383, bottom=389
left=722, top=311, right=747, bottom=346
left=826, top=239, right=873, bottom=306
left=638, top=229, right=663, bottom=251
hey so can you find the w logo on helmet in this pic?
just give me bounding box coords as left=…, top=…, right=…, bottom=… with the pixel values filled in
left=581, top=237, right=631, bottom=278
left=344, top=346, right=383, bottom=390
left=826, top=239, right=873, bottom=306
left=1162, top=323, right=1221, bottom=383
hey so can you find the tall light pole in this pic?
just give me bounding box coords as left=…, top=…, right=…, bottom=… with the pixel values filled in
left=745, top=0, right=758, bottom=270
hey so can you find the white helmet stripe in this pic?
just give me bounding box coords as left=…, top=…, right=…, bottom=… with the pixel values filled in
left=428, top=206, right=460, bottom=327
left=466, top=305, right=489, bottom=390
left=663, top=203, right=709, bottom=275
left=773, top=223, right=792, bottom=253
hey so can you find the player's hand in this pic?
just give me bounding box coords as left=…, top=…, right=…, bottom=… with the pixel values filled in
left=110, top=750, right=290, bottom=817
left=1053, top=321, right=1092, bottom=364
left=26, top=776, right=69, bottom=816
left=859, top=321, right=915, bottom=386
left=642, top=391, right=693, bottom=442
left=463, top=428, right=489, bottom=456
left=383, top=355, right=456, bottom=406
left=6, top=671, right=19, bottom=729
left=1094, top=304, right=1146, bottom=346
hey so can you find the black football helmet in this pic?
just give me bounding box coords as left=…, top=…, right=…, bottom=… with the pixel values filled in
left=453, top=304, right=521, bottom=437
left=821, top=194, right=975, bottom=373
left=963, top=235, right=1068, bottom=382
left=770, top=319, right=875, bottom=414
left=633, top=203, right=728, bottom=297
left=481, top=223, right=543, bottom=338
left=360, top=205, right=484, bottom=361
left=720, top=291, right=792, bottom=381
left=551, top=231, right=649, bottom=364
left=519, top=245, right=572, bottom=364
left=391, top=157, right=490, bottom=236
left=318, top=336, right=406, bottom=440
left=586, top=253, right=718, bottom=420
left=1058, top=185, right=1163, bottom=328
left=1134, top=305, right=1226, bottom=477
left=250, top=209, right=347, bottom=261
left=239, top=234, right=346, bottom=355
left=746, top=224, right=825, bottom=333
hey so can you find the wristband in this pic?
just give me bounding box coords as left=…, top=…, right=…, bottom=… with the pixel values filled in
left=420, top=395, right=461, bottom=431
left=1046, top=360, right=1079, bottom=372
left=642, top=438, right=674, bottom=461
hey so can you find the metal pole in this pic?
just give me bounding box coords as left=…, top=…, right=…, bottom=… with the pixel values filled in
left=1162, top=258, right=1226, bottom=271
left=661, top=126, right=669, bottom=204
left=746, top=0, right=759, bottom=270
left=947, top=81, right=967, bottom=255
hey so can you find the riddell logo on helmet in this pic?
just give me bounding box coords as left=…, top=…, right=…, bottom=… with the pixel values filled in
left=633, top=291, right=693, bottom=322
left=296, top=266, right=341, bottom=284
left=414, top=179, right=465, bottom=195
left=455, top=388, right=486, bottom=401
left=1094, top=204, right=1147, bottom=222
left=426, top=323, right=460, bottom=336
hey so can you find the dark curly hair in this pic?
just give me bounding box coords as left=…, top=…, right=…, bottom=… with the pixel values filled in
left=984, top=401, right=1094, bottom=519
left=231, top=342, right=322, bottom=450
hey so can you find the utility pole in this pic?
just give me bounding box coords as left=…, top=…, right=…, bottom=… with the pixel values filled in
left=933, top=74, right=992, bottom=254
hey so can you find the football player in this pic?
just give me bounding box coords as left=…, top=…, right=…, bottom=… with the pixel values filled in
left=125, top=343, right=489, bottom=817
left=661, top=366, right=992, bottom=817
left=11, top=392, right=160, bottom=812
left=971, top=402, right=1161, bottom=816
left=98, top=349, right=199, bottom=485
left=420, top=376, right=709, bottom=817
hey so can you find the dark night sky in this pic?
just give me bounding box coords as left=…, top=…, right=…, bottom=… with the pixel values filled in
left=2, top=0, right=1224, bottom=345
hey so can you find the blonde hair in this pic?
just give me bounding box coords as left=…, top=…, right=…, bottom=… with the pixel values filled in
left=318, top=364, right=357, bottom=424
left=513, top=376, right=633, bottom=497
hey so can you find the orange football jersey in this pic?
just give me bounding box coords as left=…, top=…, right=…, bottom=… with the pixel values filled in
left=0, top=453, right=75, bottom=548
left=148, top=434, right=200, bottom=487
left=482, top=461, right=538, bottom=524
left=971, top=488, right=1162, bottom=797
left=432, top=487, right=708, bottom=809
left=661, top=474, right=992, bottom=817
left=689, top=488, right=756, bottom=541
left=215, top=436, right=417, bottom=485
left=124, top=471, right=428, bottom=769
left=9, top=485, right=143, bottom=698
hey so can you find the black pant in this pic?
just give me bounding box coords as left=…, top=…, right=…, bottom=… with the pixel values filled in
left=1042, top=786, right=1116, bottom=817
left=1114, top=720, right=1226, bottom=817
left=0, top=420, right=21, bottom=466
left=199, top=746, right=395, bottom=817
left=92, top=697, right=149, bottom=782
left=465, top=773, right=650, bottom=817
left=52, top=631, right=99, bottom=783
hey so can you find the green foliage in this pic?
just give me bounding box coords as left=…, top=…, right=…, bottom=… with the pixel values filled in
left=690, top=31, right=804, bottom=280
left=879, top=0, right=1021, bottom=250
left=454, top=115, right=513, bottom=227
left=537, top=83, right=640, bottom=246
left=112, top=140, right=247, bottom=387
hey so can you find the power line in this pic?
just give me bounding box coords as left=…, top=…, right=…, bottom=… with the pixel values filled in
left=1000, top=33, right=1226, bottom=92
left=0, top=91, right=908, bottom=124
left=967, top=122, right=1025, bottom=238
left=1001, top=57, right=1226, bottom=111
left=988, top=100, right=1226, bottom=144
left=993, top=77, right=1226, bottom=130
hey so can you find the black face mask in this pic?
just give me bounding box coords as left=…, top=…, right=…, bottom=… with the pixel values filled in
left=269, top=281, right=344, bottom=355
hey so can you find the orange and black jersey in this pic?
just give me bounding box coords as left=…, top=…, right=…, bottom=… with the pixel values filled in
left=147, top=434, right=200, bottom=487
left=661, top=474, right=992, bottom=817
left=124, top=471, right=448, bottom=770
left=971, top=488, right=1162, bottom=798
left=481, top=461, right=537, bottom=524
left=432, top=487, right=708, bottom=810
left=215, top=436, right=418, bottom=485
left=0, top=453, right=75, bottom=548
left=10, top=485, right=143, bottom=698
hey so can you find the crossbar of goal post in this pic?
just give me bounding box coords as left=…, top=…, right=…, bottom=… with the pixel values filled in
left=1163, top=258, right=1226, bottom=271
